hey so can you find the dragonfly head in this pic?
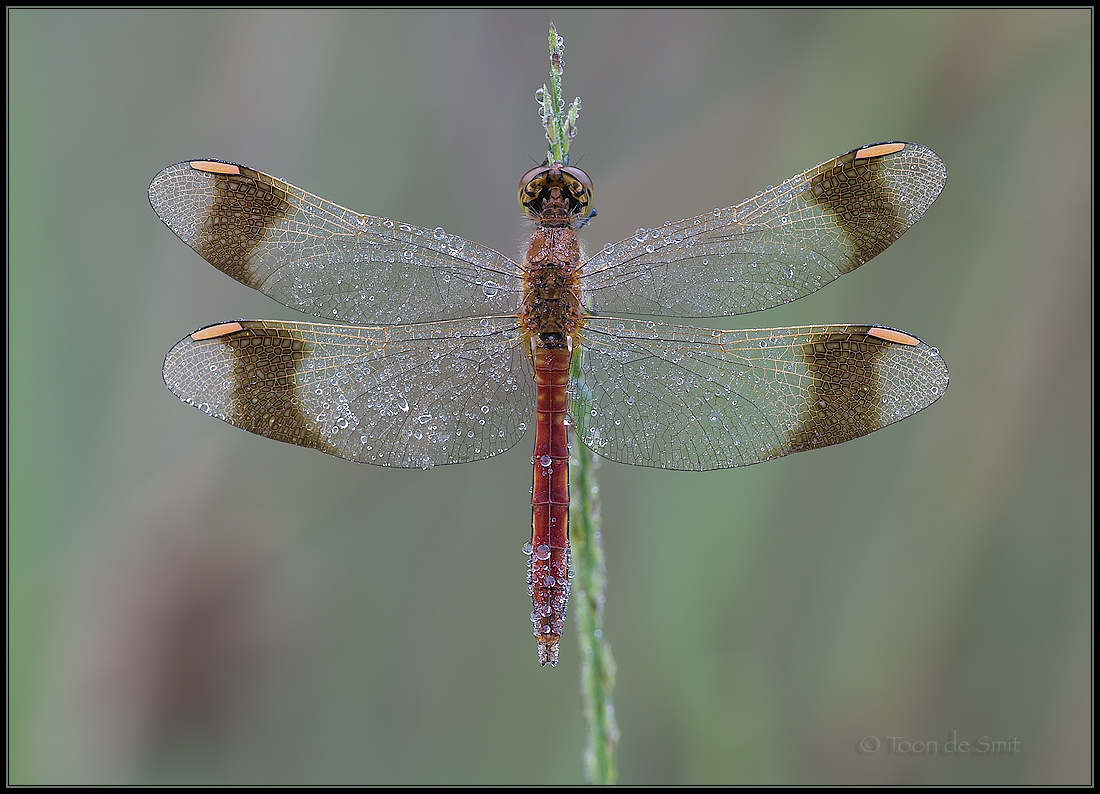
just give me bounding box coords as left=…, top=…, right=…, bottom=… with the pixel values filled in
left=518, top=163, right=593, bottom=220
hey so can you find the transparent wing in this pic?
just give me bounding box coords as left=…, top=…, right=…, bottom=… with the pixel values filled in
left=149, top=160, right=524, bottom=324
left=581, top=142, right=947, bottom=317
left=163, top=317, right=534, bottom=468
left=572, top=317, right=948, bottom=470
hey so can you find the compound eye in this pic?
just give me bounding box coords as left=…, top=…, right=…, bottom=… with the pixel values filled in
left=561, top=166, right=593, bottom=196
left=518, top=166, right=551, bottom=215
left=560, top=166, right=593, bottom=215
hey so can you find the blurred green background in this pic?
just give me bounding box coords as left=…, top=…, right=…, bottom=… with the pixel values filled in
left=9, top=8, right=1090, bottom=784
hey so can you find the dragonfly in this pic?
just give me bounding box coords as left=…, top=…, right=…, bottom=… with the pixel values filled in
left=151, top=141, right=948, bottom=666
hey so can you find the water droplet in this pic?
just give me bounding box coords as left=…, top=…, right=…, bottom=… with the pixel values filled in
left=522, top=541, right=533, bottom=555
left=433, top=226, right=446, bottom=240
left=483, top=280, right=499, bottom=297
left=535, top=544, right=551, bottom=561
left=539, top=455, right=553, bottom=468
left=421, top=457, right=435, bottom=470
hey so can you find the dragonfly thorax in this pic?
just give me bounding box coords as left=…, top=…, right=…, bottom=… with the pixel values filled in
left=521, top=214, right=585, bottom=346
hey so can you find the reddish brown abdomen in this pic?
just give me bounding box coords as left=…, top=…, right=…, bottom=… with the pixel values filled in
left=528, top=344, right=572, bottom=666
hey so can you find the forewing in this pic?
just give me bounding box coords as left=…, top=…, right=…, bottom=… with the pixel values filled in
left=149, top=160, right=523, bottom=324
left=573, top=318, right=948, bottom=470
left=163, top=317, right=534, bottom=468
left=581, top=142, right=946, bottom=317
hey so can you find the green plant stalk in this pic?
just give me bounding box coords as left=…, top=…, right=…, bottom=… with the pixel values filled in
left=570, top=403, right=619, bottom=785
left=543, top=23, right=582, bottom=166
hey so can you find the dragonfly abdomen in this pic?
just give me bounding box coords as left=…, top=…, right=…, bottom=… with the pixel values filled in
left=528, top=344, right=572, bottom=666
